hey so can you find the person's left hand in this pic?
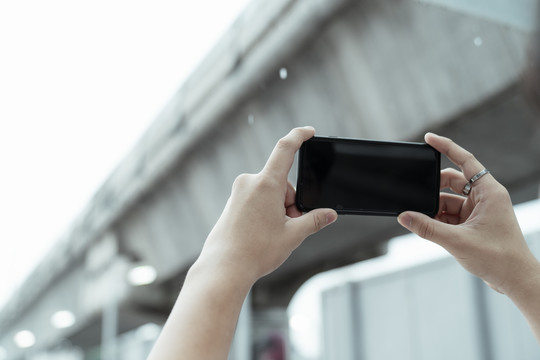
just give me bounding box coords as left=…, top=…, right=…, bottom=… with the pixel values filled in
left=198, top=126, right=338, bottom=284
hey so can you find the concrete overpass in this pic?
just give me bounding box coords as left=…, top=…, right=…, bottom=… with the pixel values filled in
left=1, top=0, right=540, bottom=358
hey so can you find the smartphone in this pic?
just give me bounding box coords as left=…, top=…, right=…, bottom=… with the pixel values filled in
left=296, top=136, right=440, bottom=216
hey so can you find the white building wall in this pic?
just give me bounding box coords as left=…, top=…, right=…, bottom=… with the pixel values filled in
left=322, top=200, right=540, bottom=360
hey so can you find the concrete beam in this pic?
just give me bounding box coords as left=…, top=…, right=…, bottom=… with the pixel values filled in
left=1, top=0, right=538, bottom=356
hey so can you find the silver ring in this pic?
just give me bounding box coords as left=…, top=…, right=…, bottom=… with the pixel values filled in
left=462, top=169, right=490, bottom=195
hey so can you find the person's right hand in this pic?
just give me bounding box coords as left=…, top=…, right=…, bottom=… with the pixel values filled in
left=398, top=133, right=540, bottom=297
left=198, top=126, right=337, bottom=285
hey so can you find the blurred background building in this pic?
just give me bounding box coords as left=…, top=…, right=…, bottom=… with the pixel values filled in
left=317, top=200, right=540, bottom=360
left=1, top=0, right=540, bottom=359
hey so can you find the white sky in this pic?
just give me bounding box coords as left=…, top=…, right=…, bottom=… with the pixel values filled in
left=0, top=0, right=251, bottom=309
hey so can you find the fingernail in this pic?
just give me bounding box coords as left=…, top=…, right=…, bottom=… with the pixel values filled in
left=326, top=211, right=338, bottom=225
left=397, top=212, right=411, bottom=229
left=427, top=132, right=445, bottom=140
left=303, top=125, right=315, bottom=131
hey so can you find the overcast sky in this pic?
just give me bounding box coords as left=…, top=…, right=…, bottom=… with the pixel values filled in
left=0, top=0, right=251, bottom=309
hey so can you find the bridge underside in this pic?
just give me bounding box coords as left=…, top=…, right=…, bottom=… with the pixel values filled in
left=1, top=0, right=540, bottom=357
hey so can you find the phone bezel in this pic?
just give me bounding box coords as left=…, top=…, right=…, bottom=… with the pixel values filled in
left=295, top=136, right=441, bottom=217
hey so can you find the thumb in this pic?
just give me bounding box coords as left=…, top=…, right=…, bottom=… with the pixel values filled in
left=289, top=209, right=338, bottom=239
left=397, top=211, right=451, bottom=246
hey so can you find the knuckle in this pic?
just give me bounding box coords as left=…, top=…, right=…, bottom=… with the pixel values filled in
left=276, top=137, right=295, bottom=152
left=232, top=173, right=252, bottom=189
left=492, top=183, right=511, bottom=202
left=461, top=151, right=477, bottom=167
left=313, top=213, right=324, bottom=232
left=255, top=174, right=279, bottom=191
left=418, top=220, right=435, bottom=240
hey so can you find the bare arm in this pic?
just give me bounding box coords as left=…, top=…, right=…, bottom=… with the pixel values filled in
left=398, top=133, right=540, bottom=342
left=147, top=127, right=338, bottom=360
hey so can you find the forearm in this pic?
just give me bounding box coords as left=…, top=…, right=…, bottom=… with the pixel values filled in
left=146, top=127, right=336, bottom=359
left=147, top=256, right=254, bottom=360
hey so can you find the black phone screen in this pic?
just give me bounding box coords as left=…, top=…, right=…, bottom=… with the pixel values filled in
left=296, top=136, right=440, bottom=216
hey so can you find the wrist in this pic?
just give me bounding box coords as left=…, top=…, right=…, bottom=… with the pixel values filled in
left=505, top=257, right=540, bottom=302
left=188, top=249, right=258, bottom=293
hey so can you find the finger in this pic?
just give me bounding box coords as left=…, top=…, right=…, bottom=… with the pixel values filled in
left=436, top=212, right=461, bottom=225
left=284, top=181, right=296, bottom=207
left=263, top=126, right=315, bottom=180
left=425, top=133, right=486, bottom=181
left=287, top=208, right=338, bottom=240
left=440, top=168, right=468, bottom=194
left=285, top=182, right=302, bottom=218
left=436, top=192, right=474, bottom=225
left=397, top=211, right=455, bottom=247
left=438, top=192, right=466, bottom=216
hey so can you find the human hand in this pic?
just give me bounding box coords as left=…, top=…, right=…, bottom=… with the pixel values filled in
left=148, top=129, right=337, bottom=360
left=198, top=127, right=338, bottom=285
left=398, top=133, right=540, bottom=296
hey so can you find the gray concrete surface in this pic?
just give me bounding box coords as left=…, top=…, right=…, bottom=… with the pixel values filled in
left=1, top=0, right=539, bottom=358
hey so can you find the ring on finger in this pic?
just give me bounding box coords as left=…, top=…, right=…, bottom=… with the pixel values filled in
left=462, top=169, right=490, bottom=196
